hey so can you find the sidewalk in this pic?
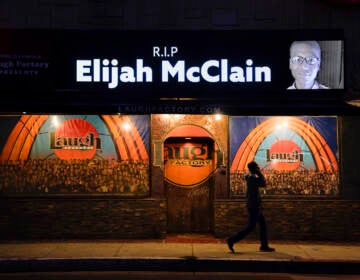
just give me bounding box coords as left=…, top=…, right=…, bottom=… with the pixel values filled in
left=0, top=236, right=359, bottom=274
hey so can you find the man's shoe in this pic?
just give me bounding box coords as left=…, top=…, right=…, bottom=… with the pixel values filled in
left=226, top=239, right=235, bottom=253
left=259, top=246, right=275, bottom=252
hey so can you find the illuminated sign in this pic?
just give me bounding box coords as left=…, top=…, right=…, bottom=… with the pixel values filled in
left=0, top=29, right=345, bottom=108
left=76, top=58, right=271, bottom=88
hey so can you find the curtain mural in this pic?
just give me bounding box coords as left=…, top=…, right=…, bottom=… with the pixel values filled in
left=230, top=116, right=339, bottom=196
left=0, top=115, right=150, bottom=196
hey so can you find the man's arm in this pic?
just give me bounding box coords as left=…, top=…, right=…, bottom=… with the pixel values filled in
left=255, top=170, right=266, bottom=188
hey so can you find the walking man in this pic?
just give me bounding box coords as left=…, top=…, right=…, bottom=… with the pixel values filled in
left=227, top=161, right=275, bottom=253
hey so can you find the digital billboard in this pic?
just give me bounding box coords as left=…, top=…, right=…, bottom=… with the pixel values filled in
left=0, top=29, right=345, bottom=103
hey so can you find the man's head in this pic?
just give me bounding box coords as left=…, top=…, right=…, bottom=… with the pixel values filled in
left=247, top=161, right=260, bottom=174
left=289, top=41, right=321, bottom=89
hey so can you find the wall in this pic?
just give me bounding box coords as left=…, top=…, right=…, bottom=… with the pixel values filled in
left=0, top=197, right=167, bottom=239
left=0, top=1, right=359, bottom=196
left=341, top=116, right=360, bottom=199
left=0, top=0, right=359, bottom=240
left=215, top=199, right=360, bottom=241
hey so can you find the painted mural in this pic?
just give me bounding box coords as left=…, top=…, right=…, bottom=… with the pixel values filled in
left=230, top=116, right=339, bottom=196
left=0, top=115, right=150, bottom=195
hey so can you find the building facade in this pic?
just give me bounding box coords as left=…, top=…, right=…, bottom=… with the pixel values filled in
left=0, top=0, right=360, bottom=241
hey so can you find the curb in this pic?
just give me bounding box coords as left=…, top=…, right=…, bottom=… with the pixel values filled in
left=1, top=258, right=359, bottom=274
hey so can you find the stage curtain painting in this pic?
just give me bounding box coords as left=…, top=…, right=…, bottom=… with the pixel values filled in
left=230, top=116, right=339, bottom=196
left=0, top=115, right=150, bottom=196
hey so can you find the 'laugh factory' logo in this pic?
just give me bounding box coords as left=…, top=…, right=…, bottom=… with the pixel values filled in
left=50, top=119, right=101, bottom=160
left=164, top=142, right=214, bottom=186
left=266, top=140, right=303, bottom=171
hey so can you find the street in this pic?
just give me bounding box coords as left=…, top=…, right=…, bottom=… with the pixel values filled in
left=0, top=271, right=359, bottom=280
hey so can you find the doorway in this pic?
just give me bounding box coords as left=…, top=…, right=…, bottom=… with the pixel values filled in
left=164, top=137, right=215, bottom=234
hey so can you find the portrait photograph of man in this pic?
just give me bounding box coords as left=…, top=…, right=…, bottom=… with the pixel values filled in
left=287, top=40, right=344, bottom=90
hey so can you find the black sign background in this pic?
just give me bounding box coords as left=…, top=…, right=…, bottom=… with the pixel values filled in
left=0, top=29, right=348, bottom=114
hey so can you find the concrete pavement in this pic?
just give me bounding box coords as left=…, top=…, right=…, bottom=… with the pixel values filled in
left=0, top=237, right=359, bottom=274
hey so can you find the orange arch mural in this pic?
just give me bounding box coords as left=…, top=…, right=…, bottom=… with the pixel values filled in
left=101, top=115, right=148, bottom=161
left=230, top=117, right=338, bottom=172
left=0, top=115, right=48, bottom=161
left=0, top=115, right=149, bottom=162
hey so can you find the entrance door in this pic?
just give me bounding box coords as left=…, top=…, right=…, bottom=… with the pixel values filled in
left=164, top=137, right=215, bottom=233
left=166, top=182, right=212, bottom=233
